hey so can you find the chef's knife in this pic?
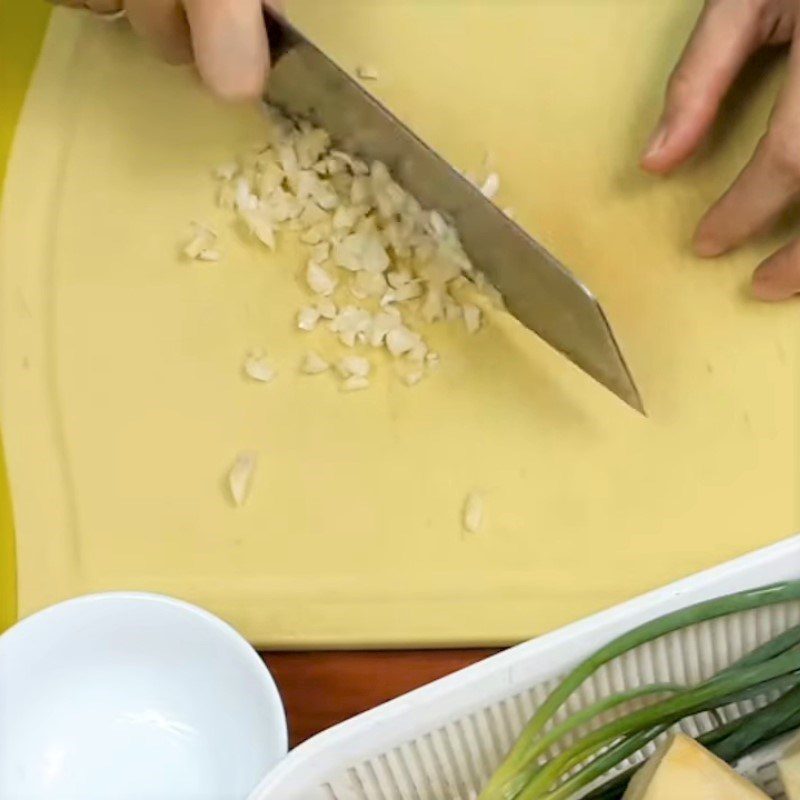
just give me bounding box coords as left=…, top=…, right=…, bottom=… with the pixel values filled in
left=264, top=9, right=644, bottom=414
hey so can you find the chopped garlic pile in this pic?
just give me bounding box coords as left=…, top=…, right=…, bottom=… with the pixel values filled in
left=206, top=104, right=503, bottom=393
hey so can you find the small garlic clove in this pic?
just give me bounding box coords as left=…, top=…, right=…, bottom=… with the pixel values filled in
left=315, top=298, right=337, bottom=320
left=301, top=351, right=330, bottom=375
left=183, top=222, right=217, bottom=260
left=385, top=326, right=420, bottom=358
left=306, top=261, right=337, bottom=296
left=463, top=491, right=485, bottom=534
left=480, top=172, right=500, bottom=200
left=403, top=370, right=424, bottom=387
left=341, top=375, right=370, bottom=392
left=462, top=303, right=482, bottom=334
left=336, top=356, right=371, bottom=379
left=243, top=352, right=277, bottom=383
left=297, top=306, right=321, bottom=332
left=356, top=64, right=380, bottom=81
left=228, top=451, right=258, bottom=507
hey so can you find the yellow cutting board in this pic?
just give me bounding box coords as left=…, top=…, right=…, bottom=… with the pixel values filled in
left=1, top=1, right=797, bottom=646
left=0, top=0, right=50, bottom=632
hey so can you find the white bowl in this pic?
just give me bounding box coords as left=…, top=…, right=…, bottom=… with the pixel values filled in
left=0, top=593, right=288, bottom=800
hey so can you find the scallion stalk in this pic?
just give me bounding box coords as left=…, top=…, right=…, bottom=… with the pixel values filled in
left=480, top=581, right=800, bottom=800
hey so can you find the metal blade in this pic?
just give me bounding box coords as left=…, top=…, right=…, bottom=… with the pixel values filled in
left=264, top=11, right=643, bottom=413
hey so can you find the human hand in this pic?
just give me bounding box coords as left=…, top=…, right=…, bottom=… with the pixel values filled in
left=53, top=0, right=282, bottom=102
left=641, top=0, right=800, bottom=300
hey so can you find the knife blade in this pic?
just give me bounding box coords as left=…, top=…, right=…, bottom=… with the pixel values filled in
left=263, top=9, right=644, bottom=414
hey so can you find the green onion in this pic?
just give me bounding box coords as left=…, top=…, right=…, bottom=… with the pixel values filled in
left=479, top=580, right=800, bottom=800
left=717, top=622, right=800, bottom=676
left=584, top=685, right=800, bottom=800
left=518, top=649, right=800, bottom=798
left=493, top=685, right=682, bottom=800
left=543, top=725, right=669, bottom=800
left=711, top=682, right=800, bottom=761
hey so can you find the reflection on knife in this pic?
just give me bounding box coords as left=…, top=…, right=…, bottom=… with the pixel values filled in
left=263, top=9, right=644, bottom=414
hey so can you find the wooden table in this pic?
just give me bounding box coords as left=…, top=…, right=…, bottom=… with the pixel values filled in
left=262, top=650, right=499, bottom=747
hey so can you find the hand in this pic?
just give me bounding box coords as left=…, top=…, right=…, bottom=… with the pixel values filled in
left=641, top=0, right=800, bottom=301
left=53, top=0, right=282, bottom=102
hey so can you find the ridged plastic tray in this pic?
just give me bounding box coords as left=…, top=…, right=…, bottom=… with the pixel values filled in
left=250, top=536, right=800, bottom=799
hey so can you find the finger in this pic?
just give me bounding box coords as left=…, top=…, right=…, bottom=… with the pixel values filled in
left=752, top=237, right=800, bottom=300
left=85, top=0, right=124, bottom=12
left=641, top=0, right=767, bottom=174
left=183, top=0, right=270, bottom=101
left=126, top=0, right=193, bottom=64
left=694, top=22, right=800, bottom=257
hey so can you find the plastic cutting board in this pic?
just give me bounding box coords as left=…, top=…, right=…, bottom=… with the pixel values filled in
left=1, top=1, right=798, bottom=646
left=0, top=0, right=50, bottom=632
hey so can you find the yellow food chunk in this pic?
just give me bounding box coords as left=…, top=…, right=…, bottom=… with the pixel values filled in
left=778, top=731, right=800, bottom=799
left=623, top=733, right=768, bottom=800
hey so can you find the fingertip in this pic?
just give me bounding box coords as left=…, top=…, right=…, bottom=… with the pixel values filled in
left=692, top=215, right=727, bottom=258
left=692, top=232, right=726, bottom=258
left=205, top=63, right=269, bottom=102
left=752, top=244, right=800, bottom=301
left=639, top=114, right=710, bottom=175
left=751, top=268, right=795, bottom=301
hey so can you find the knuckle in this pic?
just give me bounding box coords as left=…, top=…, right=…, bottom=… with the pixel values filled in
left=666, top=69, right=701, bottom=111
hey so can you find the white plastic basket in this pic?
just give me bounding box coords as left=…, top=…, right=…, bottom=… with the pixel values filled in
left=250, top=536, right=800, bottom=800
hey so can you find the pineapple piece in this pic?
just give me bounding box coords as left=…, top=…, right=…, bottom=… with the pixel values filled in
left=624, top=733, right=769, bottom=800
left=779, top=731, right=800, bottom=798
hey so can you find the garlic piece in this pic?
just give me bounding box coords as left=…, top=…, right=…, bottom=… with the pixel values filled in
left=315, top=298, right=337, bottom=320
left=243, top=352, right=277, bottom=383
left=234, top=177, right=258, bottom=212
left=183, top=223, right=217, bottom=260
left=385, top=326, right=421, bottom=358
left=301, top=351, right=330, bottom=375
left=463, top=491, right=485, bottom=534
left=257, top=160, right=284, bottom=198
left=341, top=376, right=370, bottom=392
left=462, top=303, right=482, bottom=334
left=336, top=356, right=371, bottom=379
left=329, top=306, right=372, bottom=347
left=356, top=64, right=380, bottom=81
left=481, top=172, right=500, bottom=200
left=306, top=261, right=337, bottom=296
left=297, top=306, right=321, bottom=332
left=228, top=451, right=257, bottom=508
left=351, top=270, right=388, bottom=300
left=403, top=370, right=424, bottom=387
left=239, top=208, right=276, bottom=250
left=335, top=226, right=390, bottom=274
left=367, top=311, right=402, bottom=347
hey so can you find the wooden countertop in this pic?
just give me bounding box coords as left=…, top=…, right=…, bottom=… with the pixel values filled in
left=262, top=650, right=498, bottom=747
